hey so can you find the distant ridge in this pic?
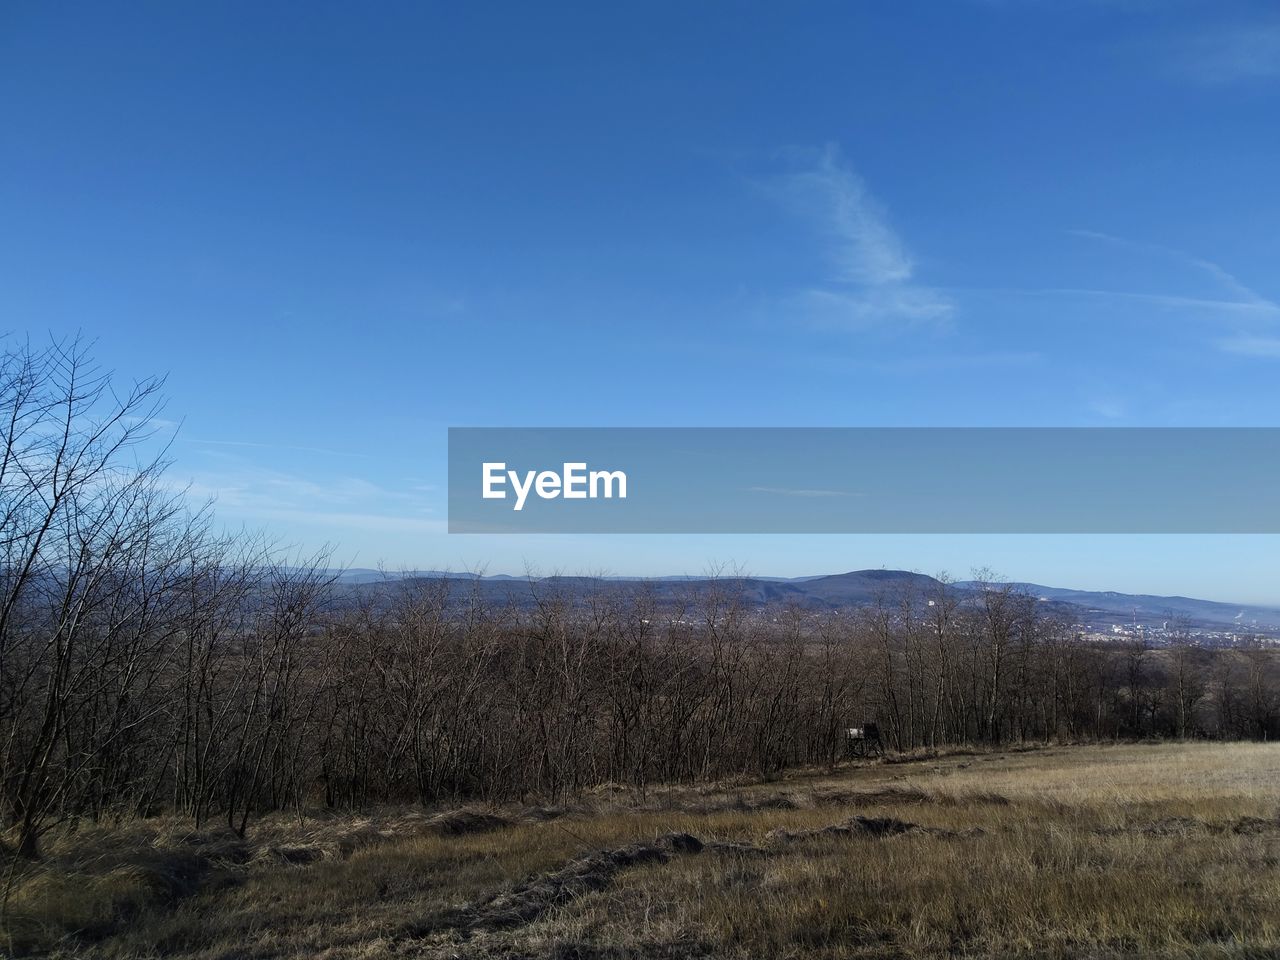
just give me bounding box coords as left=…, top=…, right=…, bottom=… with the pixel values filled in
left=955, top=581, right=1280, bottom=635
left=332, top=568, right=1280, bottom=636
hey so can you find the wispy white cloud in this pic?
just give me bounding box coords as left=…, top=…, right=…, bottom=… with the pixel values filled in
left=181, top=437, right=369, bottom=458
left=1065, top=231, right=1280, bottom=357
left=775, top=146, right=913, bottom=285
left=1022, top=287, right=1279, bottom=317
left=871, top=350, right=1043, bottom=374
left=1167, top=20, right=1280, bottom=85
left=748, top=486, right=862, bottom=498
left=796, top=349, right=1041, bottom=378
left=1088, top=398, right=1127, bottom=420
left=1068, top=230, right=1279, bottom=313
left=231, top=508, right=446, bottom=535
left=1217, top=336, right=1280, bottom=359
left=125, top=416, right=181, bottom=432
left=768, top=145, right=954, bottom=330
left=796, top=287, right=956, bottom=331
left=174, top=458, right=441, bottom=534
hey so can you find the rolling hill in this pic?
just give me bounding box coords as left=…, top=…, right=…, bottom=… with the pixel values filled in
left=336, top=568, right=1280, bottom=637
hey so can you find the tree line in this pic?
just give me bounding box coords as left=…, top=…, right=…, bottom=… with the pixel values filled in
left=3, top=338, right=1278, bottom=859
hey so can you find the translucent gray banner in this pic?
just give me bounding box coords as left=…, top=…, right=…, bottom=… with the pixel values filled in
left=448, top=428, right=1280, bottom=533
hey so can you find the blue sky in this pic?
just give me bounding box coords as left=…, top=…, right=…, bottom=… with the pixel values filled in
left=3, top=2, right=1279, bottom=602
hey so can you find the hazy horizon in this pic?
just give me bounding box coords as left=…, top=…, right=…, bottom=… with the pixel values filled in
left=325, top=549, right=1280, bottom=609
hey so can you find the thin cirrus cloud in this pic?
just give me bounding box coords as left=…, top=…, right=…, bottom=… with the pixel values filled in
left=767, top=145, right=954, bottom=331
left=181, top=436, right=370, bottom=458
left=1055, top=230, right=1280, bottom=358
left=1068, top=230, right=1279, bottom=314
left=176, top=458, right=442, bottom=535
left=1217, top=336, right=1280, bottom=359
left=747, top=486, right=863, bottom=498
left=1167, top=20, right=1280, bottom=85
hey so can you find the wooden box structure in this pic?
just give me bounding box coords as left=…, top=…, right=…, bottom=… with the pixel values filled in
left=844, top=722, right=884, bottom=758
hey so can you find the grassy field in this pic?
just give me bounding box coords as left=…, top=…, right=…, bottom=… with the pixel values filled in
left=4, top=742, right=1280, bottom=959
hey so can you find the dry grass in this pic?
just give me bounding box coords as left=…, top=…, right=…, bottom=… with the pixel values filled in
left=4, top=742, right=1280, bottom=959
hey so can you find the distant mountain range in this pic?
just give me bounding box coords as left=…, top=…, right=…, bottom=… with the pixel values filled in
left=333, top=568, right=1280, bottom=637
left=956, top=581, right=1280, bottom=636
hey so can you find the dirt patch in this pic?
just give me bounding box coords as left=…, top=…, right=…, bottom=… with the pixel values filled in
left=705, top=840, right=774, bottom=858
left=1098, top=816, right=1280, bottom=838
left=735, top=793, right=801, bottom=811
left=807, top=786, right=1010, bottom=809
left=418, top=811, right=985, bottom=939
left=766, top=815, right=980, bottom=844
left=252, top=844, right=327, bottom=866
left=521, top=805, right=575, bottom=823
left=684, top=784, right=1013, bottom=813
left=679, top=792, right=802, bottom=814
left=766, top=815, right=918, bottom=844
left=428, top=809, right=512, bottom=836
left=425, top=832, right=705, bottom=934
left=1137, top=817, right=1205, bottom=836
left=1097, top=818, right=1198, bottom=837
left=709, top=815, right=983, bottom=857
left=812, top=786, right=931, bottom=806
left=960, top=791, right=1011, bottom=806
left=1231, top=816, right=1280, bottom=836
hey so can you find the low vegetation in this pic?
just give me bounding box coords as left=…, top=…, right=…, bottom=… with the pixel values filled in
left=6, top=339, right=1280, bottom=958
left=4, top=742, right=1279, bottom=958
left=6, top=338, right=1280, bottom=863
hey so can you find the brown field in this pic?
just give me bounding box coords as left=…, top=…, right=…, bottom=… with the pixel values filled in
left=4, top=742, right=1280, bottom=959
